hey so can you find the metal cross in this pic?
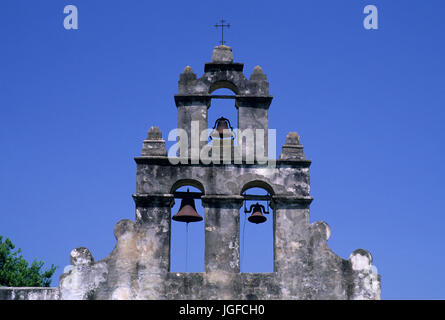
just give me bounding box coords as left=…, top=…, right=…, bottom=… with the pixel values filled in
left=214, top=19, right=230, bottom=45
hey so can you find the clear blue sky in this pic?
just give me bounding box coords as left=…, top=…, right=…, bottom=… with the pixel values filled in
left=1, top=0, right=444, bottom=299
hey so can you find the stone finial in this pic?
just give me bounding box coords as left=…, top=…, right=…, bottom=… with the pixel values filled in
left=250, top=65, right=267, bottom=81
left=179, top=65, right=197, bottom=82
left=178, top=66, right=197, bottom=94
left=349, top=249, right=381, bottom=300
left=311, top=221, right=331, bottom=241
left=211, top=45, right=234, bottom=63
left=349, top=249, right=373, bottom=272
left=253, top=65, right=263, bottom=73
left=70, top=247, right=94, bottom=266
left=286, top=132, right=301, bottom=145
left=183, top=65, right=193, bottom=73
left=114, top=219, right=136, bottom=240
left=62, top=247, right=108, bottom=300
left=141, top=127, right=167, bottom=156
left=280, top=132, right=305, bottom=160
left=147, top=126, right=162, bottom=140
left=308, top=221, right=331, bottom=250
left=247, top=65, right=269, bottom=95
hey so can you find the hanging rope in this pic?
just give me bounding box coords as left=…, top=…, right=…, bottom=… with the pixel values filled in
left=241, top=208, right=247, bottom=271
left=185, top=222, right=189, bottom=272
left=241, top=195, right=248, bottom=271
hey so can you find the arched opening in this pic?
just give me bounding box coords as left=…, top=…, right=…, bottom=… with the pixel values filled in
left=170, top=184, right=204, bottom=272
left=241, top=181, right=275, bottom=196
left=240, top=184, right=274, bottom=273
left=170, top=179, right=205, bottom=195
left=208, top=88, right=237, bottom=128
left=209, top=80, right=239, bottom=95
left=207, top=88, right=238, bottom=156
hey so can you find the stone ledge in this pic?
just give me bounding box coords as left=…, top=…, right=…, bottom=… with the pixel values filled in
left=134, top=156, right=312, bottom=167
left=201, top=195, right=244, bottom=208
left=132, top=193, right=174, bottom=206
left=271, top=195, right=314, bottom=206
left=0, top=287, right=60, bottom=300
left=174, top=94, right=212, bottom=107
left=235, top=95, right=273, bottom=108
left=204, top=62, right=244, bottom=72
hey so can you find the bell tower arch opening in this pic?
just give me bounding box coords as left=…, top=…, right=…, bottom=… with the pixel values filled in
left=209, top=80, right=238, bottom=95
left=170, top=184, right=205, bottom=273
left=207, top=88, right=238, bottom=144
left=240, top=185, right=274, bottom=273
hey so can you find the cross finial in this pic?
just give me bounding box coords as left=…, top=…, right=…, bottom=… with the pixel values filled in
left=214, top=19, right=230, bottom=45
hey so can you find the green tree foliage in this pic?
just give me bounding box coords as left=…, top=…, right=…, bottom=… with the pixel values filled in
left=0, top=236, right=57, bottom=287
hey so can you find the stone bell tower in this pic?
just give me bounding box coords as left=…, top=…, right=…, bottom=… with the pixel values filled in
left=57, top=45, right=381, bottom=300
left=175, top=45, right=271, bottom=161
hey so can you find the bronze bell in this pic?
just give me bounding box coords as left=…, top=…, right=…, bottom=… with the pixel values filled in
left=247, top=203, right=267, bottom=224
left=216, top=118, right=229, bottom=135
left=211, top=117, right=234, bottom=139
left=172, top=191, right=203, bottom=223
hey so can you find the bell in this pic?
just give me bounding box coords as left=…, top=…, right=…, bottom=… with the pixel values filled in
left=216, top=118, right=229, bottom=136
left=172, top=192, right=203, bottom=223
left=247, top=203, right=267, bottom=224
left=212, top=117, right=234, bottom=139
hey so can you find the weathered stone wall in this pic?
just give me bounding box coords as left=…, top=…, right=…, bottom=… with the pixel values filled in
left=135, top=159, right=311, bottom=197
left=54, top=207, right=380, bottom=299
left=52, top=129, right=380, bottom=300
left=176, top=46, right=272, bottom=158
left=0, top=287, right=60, bottom=300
